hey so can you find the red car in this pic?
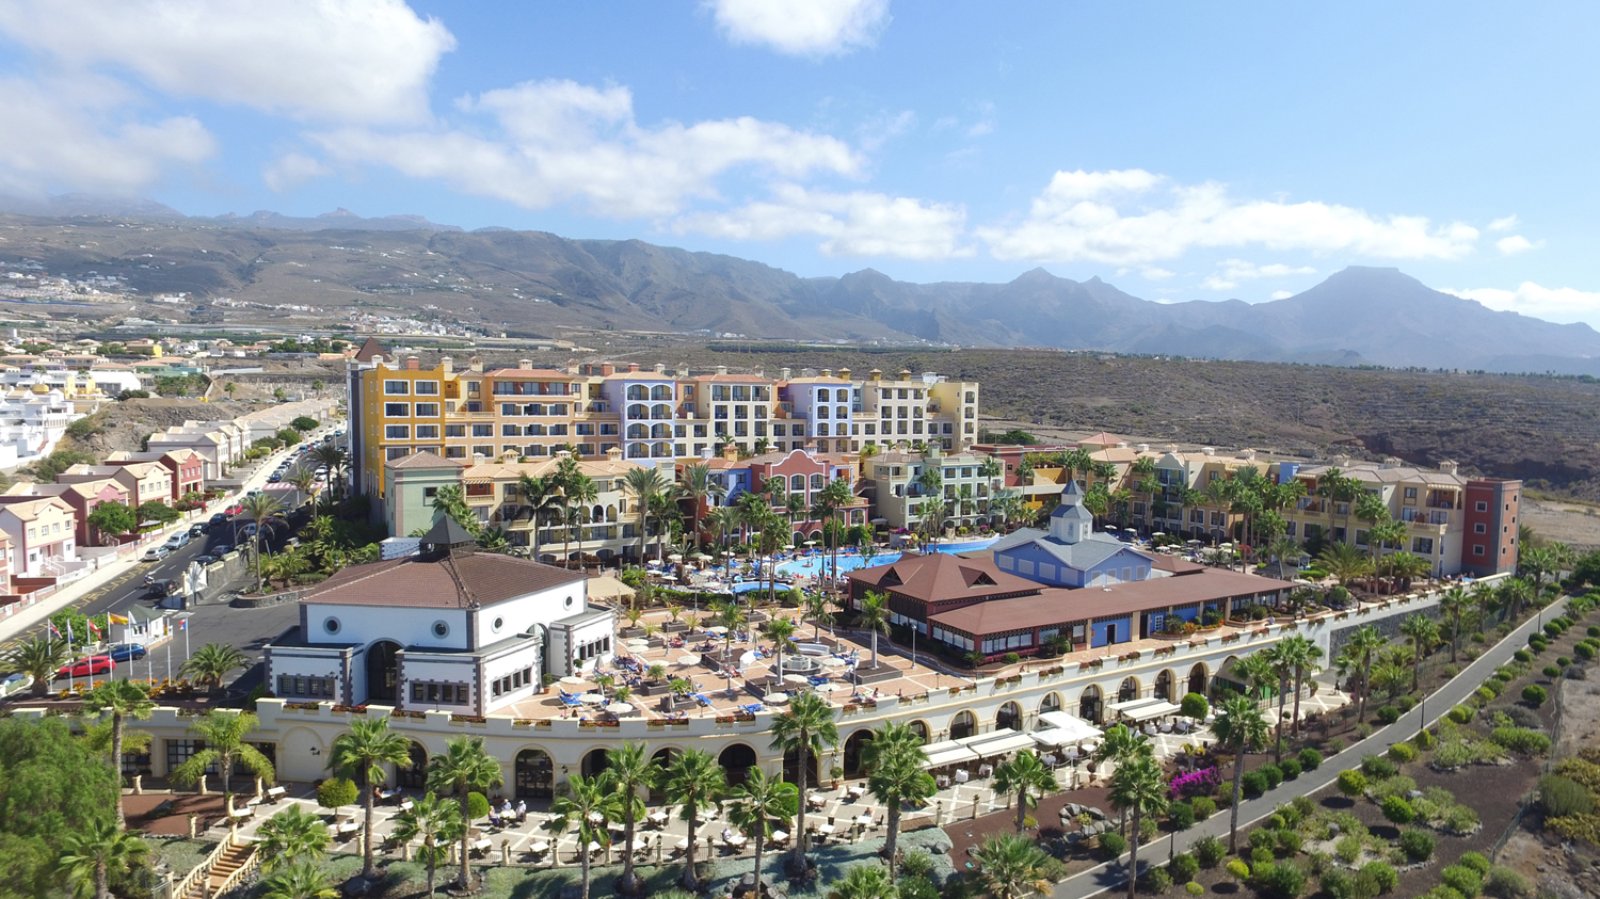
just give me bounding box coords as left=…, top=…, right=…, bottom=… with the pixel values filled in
left=55, top=655, right=114, bottom=679
left=224, top=503, right=243, bottom=516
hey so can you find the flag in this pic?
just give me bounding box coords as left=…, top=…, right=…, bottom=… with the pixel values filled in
left=47, top=621, right=61, bottom=639
left=86, top=617, right=102, bottom=638
left=66, top=620, right=74, bottom=645
left=178, top=619, right=187, bottom=631
left=108, top=613, right=129, bottom=625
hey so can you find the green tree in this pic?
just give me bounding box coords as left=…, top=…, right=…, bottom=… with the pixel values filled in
left=255, top=805, right=331, bottom=873
left=1276, top=634, right=1323, bottom=737
left=515, top=472, right=562, bottom=559
left=1109, top=752, right=1168, bottom=899
left=827, top=863, right=897, bottom=899
left=728, top=767, right=799, bottom=895
left=1437, top=586, right=1472, bottom=664
left=1212, top=695, right=1269, bottom=852
left=180, top=643, right=248, bottom=696
left=605, top=742, right=653, bottom=896
left=661, top=749, right=726, bottom=891
left=1400, top=613, right=1439, bottom=693
left=310, top=444, right=349, bottom=501
left=169, top=710, right=274, bottom=814
left=135, top=500, right=179, bottom=527
left=85, top=502, right=136, bottom=543
left=623, top=465, right=669, bottom=565
left=763, top=615, right=798, bottom=681
left=239, top=491, right=286, bottom=593
left=390, top=793, right=462, bottom=897
left=425, top=736, right=503, bottom=892
left=551, top=773, right=621, bottom=899
left=8, top=636, right=67, bottom=697
left=864, top=721, right=936, bottom=877
left=973, top=832, right=1052, bottom=899
left=258, top=861, right=338, bottom=899
left=770, top=691, right=838, bottom=874
left=858, top=589, right=891, bottom=670
left=1346, top=624, right=1386, bottom=723
left=0, top=718, right=121, bottom=896
left=57, top=817, right=149, bottom=899
left=993, top=750, right=1058, bottom=834
left=81, top=680, right=154, bottom=828
left=328, top=715, right=412, bottom=880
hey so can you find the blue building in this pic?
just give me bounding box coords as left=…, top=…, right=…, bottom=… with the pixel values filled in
left=991, top=481, right=1155, bottom=588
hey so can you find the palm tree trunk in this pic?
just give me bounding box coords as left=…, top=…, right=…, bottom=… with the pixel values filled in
left=111, top=714, right=125, bottom=829
left=580, top=850, right=591, bottom=899
left=361, top=769, right=376, bottom=879
left=791, top=747, right=810, bottom=872
left=457, top=786, right=472, bottom=890
left=1126, top=807, right=1140, bottom=899
left=682, top=803, right=699, bottom=890
left=871, top=631, right=878, bottom=669
left=621, top=813, right=638, bottom=893
left=1015, top=788, right=1027, bottom=833
left=1228, top=747, right=1245, bottom=852
left=751, top=840, right=764, bottom=896
left=96, top=859, right=110, bottom=899
left=1292, top=670, right=1304, bottom=737
left=1275, top=686, right=1287, bottom=766
left=221, top=756, right=235, bottom=816
left=885, top=804, right=902, bottom=878
left=425, top=851, right=436, bottom=896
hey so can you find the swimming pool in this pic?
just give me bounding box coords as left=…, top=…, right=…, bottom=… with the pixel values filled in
left=776, top=536, right=999, bottom=579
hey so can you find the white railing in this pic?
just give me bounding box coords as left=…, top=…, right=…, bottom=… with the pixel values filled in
left=209, top=842, right=259, bottom=898
left=171, top=838, right=230, bottom=899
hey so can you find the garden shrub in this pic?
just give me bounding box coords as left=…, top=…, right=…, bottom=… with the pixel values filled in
left=1139, top=865, right=1172, bottom=894
left=1361, top=755, right=1397, bottom=778
left=1413, top=727, right=1437, bottom=750
left=1362, top=861, right=1398, bottom=894
left=1440, top=864, right=1483, bottom=897
left=1225, top=859, right=1251, bottom=882
left=1576, top=641, right=1596, bottom=660
left=1557, top=655, right=1572, bottom=668
left=1457, top=851, right=1491, bottom=875
left=1543, top=664, right=1562, bottom=678
left=1184, top=882, right=1204, bottom=897
left=1388, top=742, right=1418, bottom=764
left=1422, top=888, right=1466, bottom=899
left=1242, top=770, right=1269, bottom=797
left=316, top=776, right=358, bottom=810
left=1356, top=723, right=1374, bottom=739
left=1275, top=828, right=1303, bottom=856
left=1380, top=795, right=1415, bottom=825
left=1443, top=804, right=1482, bottom=835
left=1588, top=625, right=1600, bottom=638
left=1169, top=852, right=1199, bottom=883
left=1249, top=827, right=1278, bottom=854
left=1398, top=828, right=1435, bottom=862
left=1370, top=775, right=1417, bottom=802
left=1100, top=831, right=1126, bottom=857
left=1335, top=833, right=1364, bottom=864
left=1474, top=685, right=1497, bottom=706
left=1319, top=870, right=1358, bottom=899
left=1396, top=695, right=1417, bottom=712
left=1513, top=649, right=1533, bottom=663
left=1251, top=847, right=1275, bottom=868
left=1167, top=801, right=1195, bottom=830
left=1193, top=835, right=1226, bottom=868
left=1491, top=726, right=1552, bottom=755
left=1280, top=758, right=1302, bottom=779
left=1376, top=705, right=1401, bottom=725
left=1180, top=692, right=1209, bottom=720
left=1337, top=769, right=1368, bottom=797
left=1538, top=774, right=1595, bottom=816
left=1484, top=865, right=1533, bottom=899
left=1191, top=796, right=1218, bottom=820
left=1259, top=763, right=1284, bottom=790
left=1447, top=704, right=1475, bottom=724
left=1298, top=748, right=1323, bottom=770
left=1493, top=669, right=1515, bottom=684
left=1253, top=860, right=1307, bottom=899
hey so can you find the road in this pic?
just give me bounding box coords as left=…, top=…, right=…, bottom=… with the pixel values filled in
left=1051, top=595, right=1571, bottom=899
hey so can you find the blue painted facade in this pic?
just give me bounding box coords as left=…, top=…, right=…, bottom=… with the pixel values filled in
left=1090, top=616, right=1133, bottom=647
left=994, top=541, right=1154, bottom=588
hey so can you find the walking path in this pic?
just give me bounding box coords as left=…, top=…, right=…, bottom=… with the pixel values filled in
left=1049, top=596, right=1570, bottom=898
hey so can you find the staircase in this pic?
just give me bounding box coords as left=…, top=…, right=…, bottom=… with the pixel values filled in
left=175, top=839, right=257, bottom=899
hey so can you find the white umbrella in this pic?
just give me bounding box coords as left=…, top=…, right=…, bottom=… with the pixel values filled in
left=803, top=540, right=817, bottom=546
left=625, top=638, right=649, bottom=650
left=646, top=559, right=663, bottom=567
left=692, top=552, right=712, bottom=561
left=813, top=682, right=838, bottom=693
left=821, top=656, right=847, bottom=668
left=579, top=693, right=606, bottom=704
left=706, top=625, right=729, bottom=635
left=676, top=654, right=701, bottom=666
left=783, top=673, right=811, bottom=685
left=766, top=692, right=790, bottom=704
left=559, top=676, right=587, bottom=687
left=668, top=553, right=683, bottom=562
left=606, top=702, right=634, bottom=714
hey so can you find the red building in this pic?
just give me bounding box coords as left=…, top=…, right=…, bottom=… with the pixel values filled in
left=1462, top=478, right=1521, bottom=577
left=104, top=449, right=206, bottom=502
left=693, top=447, right=869, bottom=546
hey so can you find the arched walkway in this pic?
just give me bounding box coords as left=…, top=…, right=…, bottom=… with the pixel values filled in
left=1079, top=685, right=1104, bottom=724
left=514, top=748, right=553, bottom=800
left=581, top=747, right=610, bottom=780
left=649, top=748, right=680, bottom=801
left=1154, top=669, right=1175, bottom=701
left=1040, top=692, right=1063, bottom=715
left=719, top=743, right=756, bottom=787
left=1118, top=676, right=1140, bottom=703
left=907, top=720, right=930, bottom=743
left=1188, top=662, right=1209, bottom=696
left=842, top=729, right=874, bottom=779
left=782, top=747, right=819, bottom=786
left=366, top=640, right=401, bottom=704
left=996, top=701, right=1023, bottom=732
left=950, top=709, right=977, bottom=740
left=397, top=741, right=428, bottom=790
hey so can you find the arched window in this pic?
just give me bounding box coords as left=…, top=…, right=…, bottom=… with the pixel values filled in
left=810, top=474, right=825, bottom=490
left=626, top=403, right=647, bottom=419
left=950, top=709, right=977, bottom=740
left=626, top=385, right=647, bottom=401
left=790, top=474, right=805, bottom=492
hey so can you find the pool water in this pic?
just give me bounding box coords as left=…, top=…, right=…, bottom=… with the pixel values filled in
left=776, top=536, right=998, bottom=579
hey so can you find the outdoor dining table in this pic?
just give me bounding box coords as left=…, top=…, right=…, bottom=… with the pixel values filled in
left=771, top=829, right=789, bottom=844
left=471, top=837, right=492, bottom=853
left=397, top=799, right=414, bottom=812
left=854, top=813, right=873, bottom=828
left=725, top=833, right=747, bottom=848
left=264, top=785, right=287, bottom=801
left=806, top=792, right=828, bottom=809
left=336, top=820, right=360, bottom=836
left=954, top=769, right=970, bottom=784
left=647, top=810, right=669, bottom=827
left=529, top=841, right=550, bottom=855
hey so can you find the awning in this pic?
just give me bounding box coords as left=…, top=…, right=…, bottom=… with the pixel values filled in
left=961, top=731, right=1037, bottom=758
left=585, top=575, right=636, bottom=602
left=1124, top=701, right=1182, bottom=723
left=1107, top=696, right=1163, bottom=715
left=1030, top=728, right=1080, bottom=748
left=1037, top=711, right=1102, bottom=742
left=922, top=741, right=979, bottom=768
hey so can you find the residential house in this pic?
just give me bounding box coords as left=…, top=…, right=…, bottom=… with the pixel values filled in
left=0, top=496, right=77, bottom=577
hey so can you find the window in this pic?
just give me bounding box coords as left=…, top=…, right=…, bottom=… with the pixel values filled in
left=409, top=681, right=469, bottom=705
left=414, top=381, right=439, bottom=396
left=323, top=617, right=341, bottom=634
left=415, top=425, right=440, bottom=440
left=414, top=403, right=439, bottom=417
left=1473, top=522, right=1487, bottom=534
left=384, top=402, right=409, bottom=417
left=445, top=425, right=466, bottom=438
left=431, top=620, right=450, bottom=639
left=1473, top=545, right=1486, bottom=556
left=166, top=739, right=213, bottom=774
left=1475, top=501, right=1488, bottom=512
left=276, top=674, right=336, bottom=698
left=383, top=380, right=409, bottom=395
left=385, top=447, right=410, bottom=461
left=1412, top=537, right=1434, bottom=554
left=384, top=425, right=410, bottom=439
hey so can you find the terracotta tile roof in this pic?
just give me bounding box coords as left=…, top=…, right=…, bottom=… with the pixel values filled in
left=849, top=552, right=1039, bottom=603
left=353, top=337, right=387, bottom=362
left=928, top=569, right=1295, bottom=636
left=304, top=550, right=587, bottom=609
left=388, top=450, right=467, bottom=470
left=485, top=368, right=572, bottom=378
left=1148, top=554, right=1205, bottom=575
left=691, top=373, right=768, bottom=382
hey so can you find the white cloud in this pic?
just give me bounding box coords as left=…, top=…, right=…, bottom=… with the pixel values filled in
left=966, top=101, right=997, bottom=137
left=1443, top=283, right=1600, bottom=326
left=1141, top=267, right=1176, bottom=281
left=673, top=183, right=968, bottom=259
left=857, top=110, right=916, bottom=152
left=0, top=0, right=454, bottom=124
left=0, top=75, right=214, bottom=195
left=312, top=79, right=862, bottom=218
left=1270, top=290, right=1295, bottom=300
left=1487, top=214, right=1519, bottom=232
left=1495, top=234, right=1538, bottom=256
left=263, top=152, right=331, bottom=192
left=978, top=169, right=1482, bottom=265
left=707, top=0, right=890, bottom=56
left=1201, top=258, right=1318, bottom=289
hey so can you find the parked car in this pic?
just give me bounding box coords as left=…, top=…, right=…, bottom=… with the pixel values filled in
left=208, top=512, right=229, bottom=527
left=188, top=523, right=206, bottom=537
left=211, top=543, right=234, bottom=556
left=56, top=655, right=114, bottom=679
left=107, top=643, right=147, bottom=662
left=193, top=553, right=217, bottom=566
left=224, top=504, right=242, bottom=516
left=267, top=473, right=282, bottom=483
left=163, top=532, right=190, bottom=549
left=141, top=545, right=170, bottom=562
left=144, top=576, right=177, bottom=598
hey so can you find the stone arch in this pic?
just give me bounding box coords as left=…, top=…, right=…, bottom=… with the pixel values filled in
left=1079, top=684, right=1104, bottom=724
left=581, top=747, right=610, bottom=780
left=398, top=741, right=428, bottom=790
left=842, top=729, right=874, bottom=778
left=997, top=700, right=1023, bottom=732
left=649, top=747, right=681, bottom=801
left=514, top=747, right=553, bottom=800
left=365, top=639, right=401, bottom=705
left=782, top=746, right=819, bottom=786
left=719, top=743, right=757, bottom=787
left=792, top=531, right=806, bottom=547
left=1154, top=669, right=1175, bottom=701
left=1039, top=692, right=1064, bottom=716
left=907, top=720, right=930, bottom=743
left=1188, top=662, right=1209, bottom=697
left=1118, top=676, right=1140, bottom=703
left=950, top=709, right=977, bottom=740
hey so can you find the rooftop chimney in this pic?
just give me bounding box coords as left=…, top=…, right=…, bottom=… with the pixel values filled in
left=518, top=359, right=531, bottom=369
left=600, top=363, right=615, bottom=376
left=440, top=356, right=453, bottom=374
left=780, top=367, right=792, bottom=380
left=716, top=365, right=728, bottom=375
left=1202, top=447, right=1215, bottom=456
left=838, top=367, right=851, bottom=380
left=627, top=362, right=640, bottom=373
left=405, top=356, right=420, bottom=371
left=1136, top=443, right=1150, bottom=453
left=1439, top=460, right=1459, bottom=475
left=653, top=363, right=665, bottom=374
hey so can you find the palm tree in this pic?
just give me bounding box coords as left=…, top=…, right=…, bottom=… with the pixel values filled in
left=1315, top=468, right=1360, bottom=549
left=255, top=805, right=331, bottom=873
left=763, top=616, right=797, bottom=681
left=818, top=476, right=855, bottom=590
left=310, top=444, right=349, bottom=501
left=827, top=863, right=897, bottom=899
left=425, top=736, right=503, bottom=892
left=180, top=642, right=248, bottom=696
left=1400, top=613, right=1438, bottom=693
left=258, top=862, right=338, bottom=899
left=661, top=749, right=727, bottom=891
left=729, top=767, right=799, bottom=894
left=623, top=465, right=669, bottom=565
left=973, top=832, right=1052, bottom=899
left=285, top=464, right=317, bottom=507
left=1346, top=624, right=1386, bottom=722
left=606, top=742, right=654, bottom=896
left=1275, top=634, right=1323, bottom=736
left=1109, top=752, right=1168, bottom=899
left=9, top=635, right=66, bottom=697
left=992, top=750, right=1057, bottom=834
left=1092, top=724, right=1152, bottom=836
left=515, top=472, right=562, bottom=558
left=559, top=468, right=598, bottom=565
left=1500, top=577, right=1534, bottom=624
left=677, top=461, right=724, bottom=551
left=82, top=680, right=154, bottom=828
left=1233, top=651, right=1277, bottom=704
left=238, top=491, right=286, bottom=593
left=863, top=721, right=935, bottom=877
left=858, top=589, right=890, bottom=670
left=58, top=818, right=149, bottom=899
left=1212, top=695, right=1269, bottom=852
left=713, top=599, right=747, bottom=662
left=803, top=592, right=834, bottom=642
left=1472, top=580, right=1503, bottom=627
left=391, top=793, right=463, bottom=897
left=170, top=710, right=274, bottom=814
left=551, top=773, right=620, bottom=899
left=1318, top=541, right=1372, bottom=588
left=329, top=715, right=412, bottom=880
left=1438, top=586, right=1471, bottom=663
left=1261, top=645, right=1293, bottom=766
left=770, top=691, right=839, bottom=874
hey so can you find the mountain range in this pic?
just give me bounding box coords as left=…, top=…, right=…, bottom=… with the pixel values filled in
left=1, top=196, right=1596, bottom=374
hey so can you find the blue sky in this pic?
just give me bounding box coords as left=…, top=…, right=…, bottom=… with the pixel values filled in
left=1, top=1, right=1597, bottom=324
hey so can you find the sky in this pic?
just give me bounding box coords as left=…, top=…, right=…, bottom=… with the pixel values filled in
left=1, top=1, right=1598, bottom=325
